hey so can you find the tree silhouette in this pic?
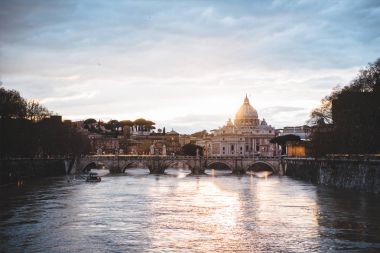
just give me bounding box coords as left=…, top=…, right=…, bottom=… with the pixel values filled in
left=308, top=58, right=380, bottom=155
left=180, top=143, right=203, bottom=156
left=308, top=59, right=380, bottom=126
left=0, top=87, right=27, bottom=119
left=26, top=100, right=51, bottom=121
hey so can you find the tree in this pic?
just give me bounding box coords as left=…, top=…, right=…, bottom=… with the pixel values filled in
left=133, top=118, right=148, bottom=126
left=0, top=87, right=91, bottom=157
left=120, top=120, right=134, bottom=126
left=308, top=59, right=380, bottom=126
left=133, top=118, right=155, bottom=131
left=0, top=87, right=27, bottom=119
left=308, top=58, right=380, bottom=155
left=180, top=143, right=204, bottom=156
left=308, top=86, right=340, bottom=125
left=26, top=100, right=51, bottom=122
left=105, top=119, right=121, bottom=132
left=84, top=118, right=97, bottom=125
left=347, top=58, right=380, bottom=92
left=270, top=134, right=301, bottom=155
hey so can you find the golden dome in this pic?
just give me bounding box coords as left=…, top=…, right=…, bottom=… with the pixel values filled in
left=235, top=95, right=258, bottom=121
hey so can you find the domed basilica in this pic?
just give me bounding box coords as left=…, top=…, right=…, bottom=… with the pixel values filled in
left=207, top=95, right=276, bottom=157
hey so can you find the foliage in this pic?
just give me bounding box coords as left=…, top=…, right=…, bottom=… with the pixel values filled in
left=308, top=86, right=340, bottom=125
left=84, top=118, right=97, bottom=125
left=270, top=134, right=301, bottom=145
left=308, top=59, right=380, bottom=125
left=120, top=120, right=134, bottom=126
left=0, top=118, right=91, bottom=157
left=133, top=118, right=154, bottom=126
left=308, top=58, right=380, bottom=156
left=133, top=118, right=155, bottom=131
left=0, top=87, right=90, bottom=157
left=0, top=87, right=27, bottom=119
left=26, top=100, right=51, bottom=121
left=105, top=119, right=121, bottom=131
left=180, top=143, right=204, bottom=156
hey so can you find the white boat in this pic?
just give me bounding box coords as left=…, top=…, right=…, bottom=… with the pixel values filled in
left=86, top=172, right=101, bottom=182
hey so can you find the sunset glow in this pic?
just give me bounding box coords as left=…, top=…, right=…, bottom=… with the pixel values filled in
left=1, top=1, right=379, bottom=132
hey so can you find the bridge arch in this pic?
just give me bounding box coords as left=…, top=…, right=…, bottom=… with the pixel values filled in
left=163, top=160, right=193, bottom=170
left=207, top=161, right=233, bottom=171
left=122, top=161, right=149, bottom=173
left=246, top=161, right=275, bottom=173
left=82, top=162, right=97, bottom=173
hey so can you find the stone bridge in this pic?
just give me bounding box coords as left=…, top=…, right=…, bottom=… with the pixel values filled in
left=74, top=155, right=284, bottom=175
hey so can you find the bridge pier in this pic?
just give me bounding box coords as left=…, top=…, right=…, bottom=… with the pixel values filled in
left=232, top=158, right=245, bottom=175
left=148, top=158, right=166, bottom=174
left=189, top=157, right=205, bottom=175
left=190, top=167, right=205, bottom=175
left=232, top=167, right=246, bottom=175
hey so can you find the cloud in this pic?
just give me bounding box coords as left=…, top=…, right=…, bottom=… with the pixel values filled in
left=0, top=0, right=379, bottom=133
left=261, top=106, right=305, bottom=115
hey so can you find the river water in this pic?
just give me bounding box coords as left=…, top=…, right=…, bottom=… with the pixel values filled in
left=1, top=169, right=380, bottom=253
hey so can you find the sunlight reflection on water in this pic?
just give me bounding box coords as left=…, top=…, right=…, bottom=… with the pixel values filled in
left=1, top=169, right=380, bottom=252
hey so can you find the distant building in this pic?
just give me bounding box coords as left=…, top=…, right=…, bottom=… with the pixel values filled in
left=93, top=137, right=119, bottom=154
left=40, top=115, right=62, bottom=124
left=126, top=128, right=181, bottom=155
left=280, top=125, right=311, bottom=140
left=205, top=95, right=276, bottom=157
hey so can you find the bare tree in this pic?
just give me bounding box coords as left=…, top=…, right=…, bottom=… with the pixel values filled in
left=307, top=86, right=340, bottom=125
left=26, top=100, right=51, bottom=122
left=308, top=59, right=380, bottom=126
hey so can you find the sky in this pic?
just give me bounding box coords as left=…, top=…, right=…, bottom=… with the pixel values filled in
left=0, top=0, right=379, bottom=133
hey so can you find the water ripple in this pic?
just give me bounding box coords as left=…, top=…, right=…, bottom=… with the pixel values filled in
left=1, top=171, right=380, bottom=252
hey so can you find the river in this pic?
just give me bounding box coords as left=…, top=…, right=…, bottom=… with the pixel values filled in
left=1, top=168, right=380, bottom=252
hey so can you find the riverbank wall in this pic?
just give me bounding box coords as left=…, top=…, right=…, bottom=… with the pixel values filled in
left=0, top=158, right=68, bottom=185
left=285, top=158, right=380, bottom=194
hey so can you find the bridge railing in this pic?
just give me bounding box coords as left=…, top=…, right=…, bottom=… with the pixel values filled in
left=85, top=154, right=282, bottom=160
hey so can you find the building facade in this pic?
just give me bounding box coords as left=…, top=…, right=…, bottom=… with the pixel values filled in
left=279, top=125, right=311, bottom=140
left=206, top=96, right=276, bottom=157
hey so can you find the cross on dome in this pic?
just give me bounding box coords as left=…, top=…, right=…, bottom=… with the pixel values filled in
left=244, top=94, right=250, bottom=104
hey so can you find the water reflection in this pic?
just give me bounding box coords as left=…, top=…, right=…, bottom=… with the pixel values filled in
left=247, top=171, right=273, bottom=179
left=315, top=188, right=380, bottom=250
left=165, top=168, right=191, bottom=178
left=0, top=172, right=379, bottom=252
left=123, top=167, right=150, bottom=176
left=205, top=168, right=232, bottom=176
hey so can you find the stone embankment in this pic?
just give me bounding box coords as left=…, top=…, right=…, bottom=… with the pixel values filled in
left=285, top=157, right=380, bottom=194
left=0, top=158, right=70, bottom=185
